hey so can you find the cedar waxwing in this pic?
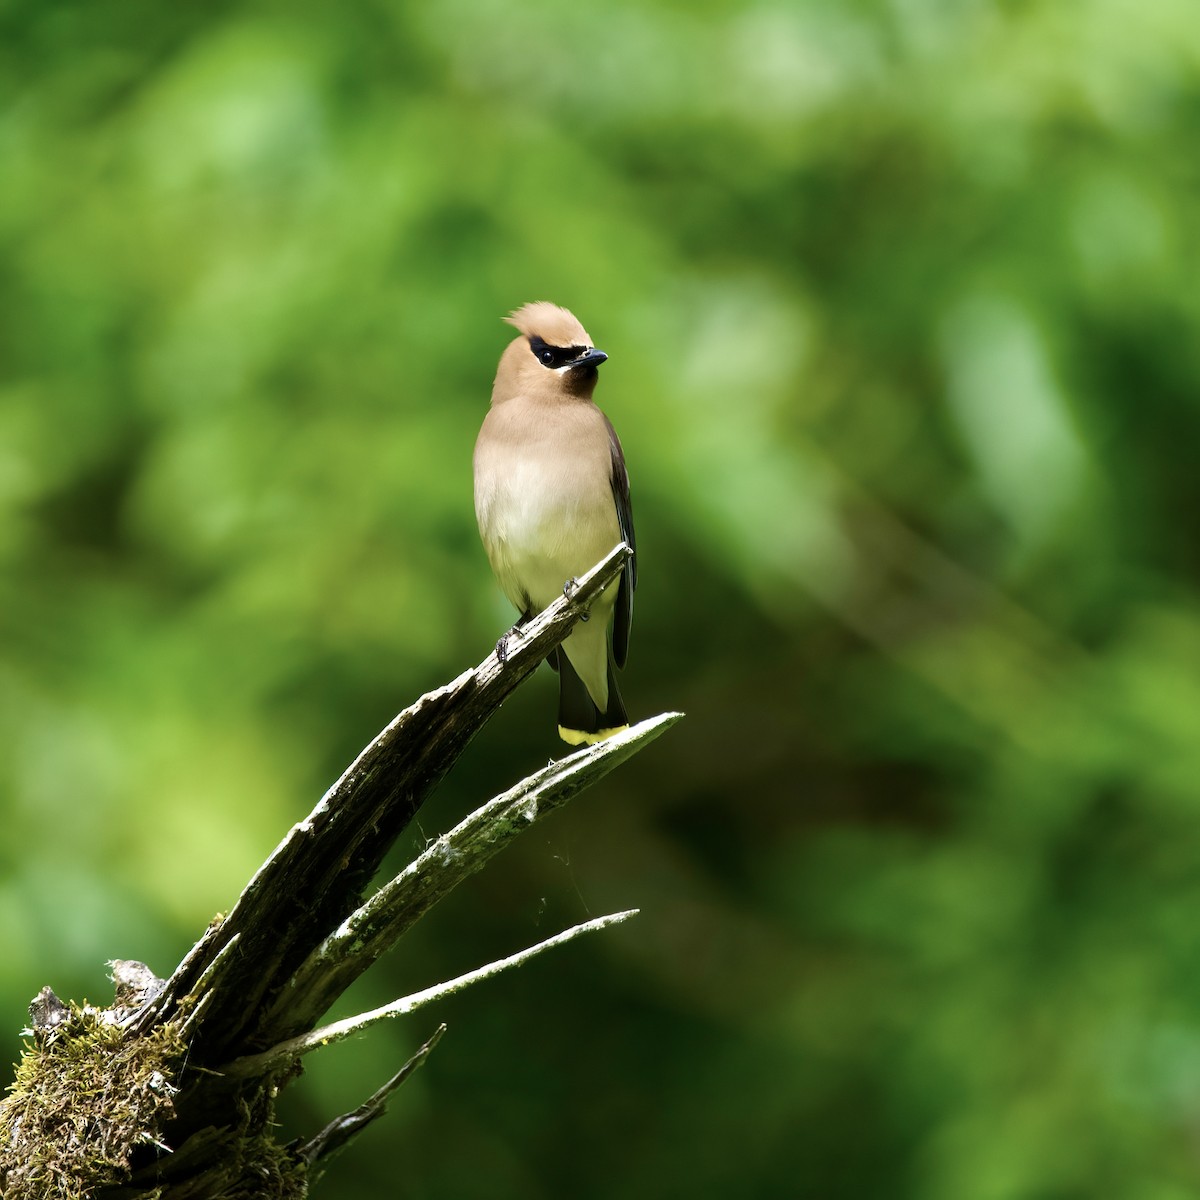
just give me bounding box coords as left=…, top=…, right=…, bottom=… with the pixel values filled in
left=474, top=302, right=636, bottom=746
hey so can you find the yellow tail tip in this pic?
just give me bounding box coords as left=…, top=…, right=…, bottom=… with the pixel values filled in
left=557, top=723, right=629, bottom=747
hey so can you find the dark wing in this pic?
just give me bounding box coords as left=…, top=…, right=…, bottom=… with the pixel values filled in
left=603, top=413, right=636, bottom=668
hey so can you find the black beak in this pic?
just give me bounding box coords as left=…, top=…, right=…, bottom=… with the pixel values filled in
left=571, top=348, right=608, bottom=370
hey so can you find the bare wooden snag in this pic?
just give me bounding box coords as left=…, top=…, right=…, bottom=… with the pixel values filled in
left=0, top=544, right=681, bottom=1200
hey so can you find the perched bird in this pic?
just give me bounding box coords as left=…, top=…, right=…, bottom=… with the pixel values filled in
left=474, top=302, right=636, bottom=746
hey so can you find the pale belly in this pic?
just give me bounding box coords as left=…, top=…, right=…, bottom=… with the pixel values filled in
left=478, top=458, right=620, bottom=617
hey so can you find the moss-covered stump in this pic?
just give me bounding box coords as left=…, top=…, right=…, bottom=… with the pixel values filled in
left=0, top=975, right=310, bottom=1200
left=0, top=987, right=185, bottom=1199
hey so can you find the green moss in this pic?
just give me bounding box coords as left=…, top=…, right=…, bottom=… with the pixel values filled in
left=0, top=1006, right=184, bottom=1199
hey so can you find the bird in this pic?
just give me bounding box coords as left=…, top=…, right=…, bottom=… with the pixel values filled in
left=474, top=301, right=636, bottom=746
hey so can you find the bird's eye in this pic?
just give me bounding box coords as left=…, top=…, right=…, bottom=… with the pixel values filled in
left=530, top=334, right=575, bottom=368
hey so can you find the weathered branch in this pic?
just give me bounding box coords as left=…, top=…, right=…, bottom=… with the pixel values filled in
left=131, top=542, right=635, bottom=1062
left=0, top=544, right=681, bottom=1200
left=296, top=1023, right=446, bottom=1167
left=223, top=910, right=638, bottom=1079
left=266, top=712, right=680, bottom=1039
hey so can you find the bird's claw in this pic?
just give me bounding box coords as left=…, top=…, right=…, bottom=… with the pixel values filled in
left=562, top=577, right=590, bottom=620
left=496, top=618, right=528, bottom=664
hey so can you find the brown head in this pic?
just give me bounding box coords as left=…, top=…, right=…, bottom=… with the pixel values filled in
left=491, top=301, right=608, bottom=406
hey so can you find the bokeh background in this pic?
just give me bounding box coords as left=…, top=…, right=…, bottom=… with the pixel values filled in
left=4, top=1, right=1200, bottom=1196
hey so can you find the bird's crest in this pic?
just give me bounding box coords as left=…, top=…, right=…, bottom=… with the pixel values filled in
left=505, top=302, right=592, bottom=349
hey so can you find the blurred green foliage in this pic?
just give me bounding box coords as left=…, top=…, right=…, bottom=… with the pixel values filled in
left=3, top=0, right=1200, bottom=1195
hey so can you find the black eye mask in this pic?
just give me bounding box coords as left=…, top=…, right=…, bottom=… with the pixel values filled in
left=529, top=334, right=586, bottom=369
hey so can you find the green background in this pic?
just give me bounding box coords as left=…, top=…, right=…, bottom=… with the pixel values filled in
left=4, top=1, right=1200, bottom=1196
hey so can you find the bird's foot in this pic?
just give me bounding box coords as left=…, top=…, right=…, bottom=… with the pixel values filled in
left=496, top=616, right=529, bottom=664
left=562, top=577, right=589, bottom=618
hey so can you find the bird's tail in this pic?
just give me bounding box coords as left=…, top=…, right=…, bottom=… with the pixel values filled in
left=553, top=648, right=628, bottom=746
